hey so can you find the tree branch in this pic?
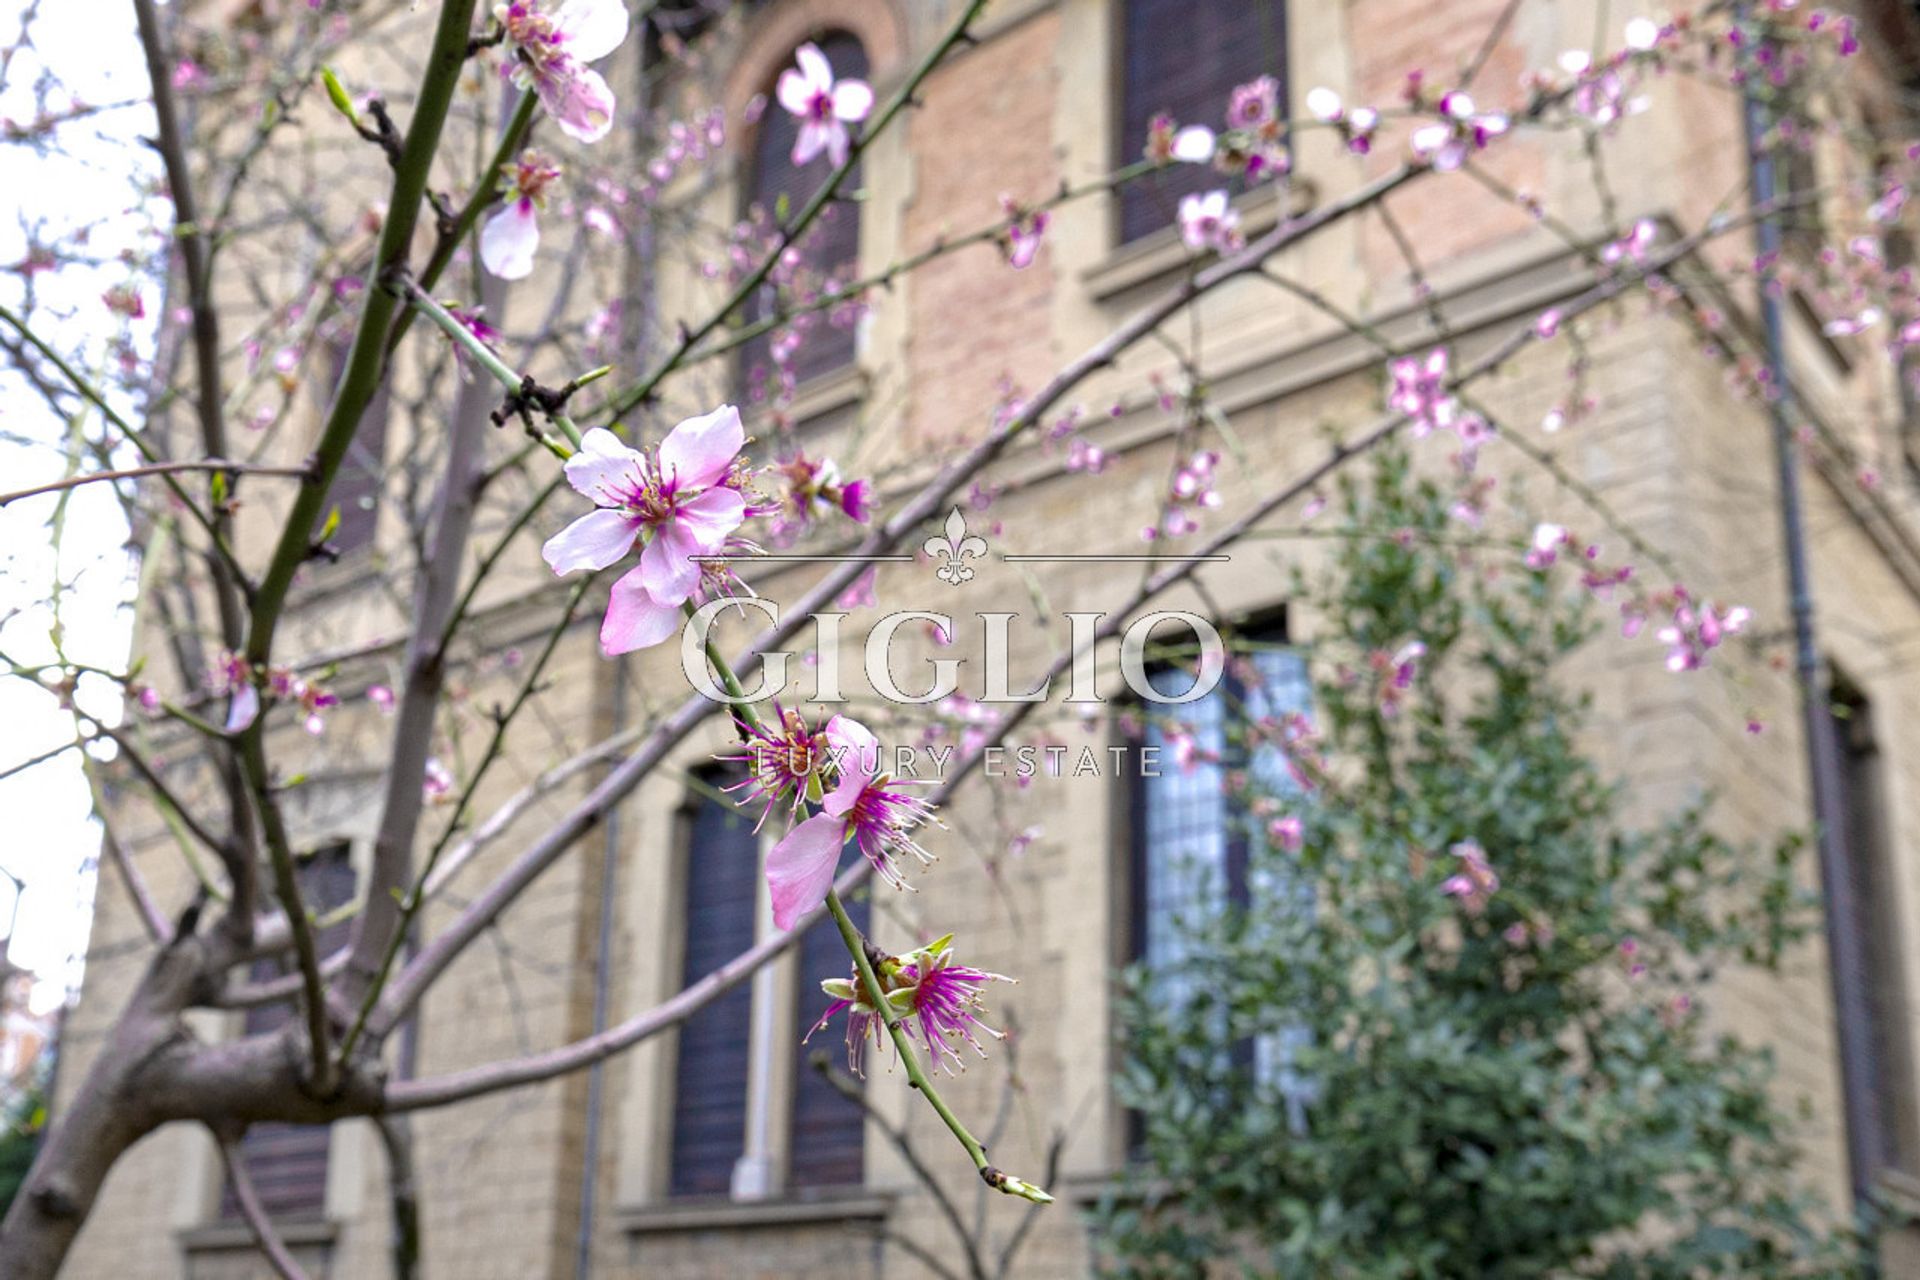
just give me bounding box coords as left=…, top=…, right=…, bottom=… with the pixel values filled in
left=214, top=1130, right=312, bottom=1280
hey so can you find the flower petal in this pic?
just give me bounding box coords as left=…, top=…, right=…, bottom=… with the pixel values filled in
left=600, top=566, right=685, bottom=655
left=562, top=429, right=648, bottom=506
left=659, top=404, right=744, bottom=489
left=675, top=486, right=747, bottom=547
left=794, top=42, right=833, bottom=92
left=1172, top=125, right=1215, bottom=163
left=766, top=813, right=846, bottom=930
left=542, top=507, right=640, bottom=574
left=777, top=67, right=816, bottom=116
left=541, top=63, right=615, bottom=144
left=479, top=200, right=539, bottom=280
left=556, top=0, right=629, bottom=63
left=825, top=715, right=881, bottom=783
left=638, top=517, right=703, bottom=603
left=824, top=120, right=851, bottom=168
left=832, top=79, right=873, bottom=122
left=792, top=120, right=831, bottom=167
left=225, top=684, right=260, bottom=733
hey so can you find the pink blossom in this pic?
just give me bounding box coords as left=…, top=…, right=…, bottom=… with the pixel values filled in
left=764, top=715, right=937, bottom=930
left=423, top=758, right=454, bottom=801
left=729, top=704, right=832, bottom=827
left=498, top=0, right=629, bottom=144
left=212, top=653, right=259, bottom=732
left=1655, top=598, right=1751, bottom=672
left=805, top=934, right=1011, bottom=1076
left=368, top=684, right=396, bottom=712
left=541, top=407, right=751, bottom=655
left=836, top=566, right=878, bottom=610
left=1440, top=840, right=1499, bottom=914
left=102, top=284, right=145, bottom=320
left=1268, top=815, right=1304, bottom=853
left=1389, top=347, right=1455, bottom=435
left=1409, top=90, right=1509, bottom=172
left=1229, top=75, right=1280, bottom=131
left=999, top=195, right=1051, bottom=270
left=1526, top=522, right=1567, bottom=569
left=480, top=150, right=562, bottom=280
left=1177, top=190, right=1242, bottom=254
left=776, top=41, right=873, bottom=168
left=768, top=452, right=871, bottom=541
left=1171, top=125, right=1217, bottom=163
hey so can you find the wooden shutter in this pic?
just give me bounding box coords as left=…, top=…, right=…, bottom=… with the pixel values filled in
left=1117, top=0, right=1287, bottom=245
left=741, top=32, right=869, bottom=390
left=220, top=843, right=357, bottom=1222
left=667, top=770, right=759, bottom=1197
left=788, top=870, right=868, bottom=1191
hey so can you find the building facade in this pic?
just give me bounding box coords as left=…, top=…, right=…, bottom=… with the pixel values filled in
left=46, top=0, right=1920, bottom=1276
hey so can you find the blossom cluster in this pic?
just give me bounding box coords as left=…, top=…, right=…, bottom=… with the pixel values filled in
left=210, top=652, right=338, bottom=736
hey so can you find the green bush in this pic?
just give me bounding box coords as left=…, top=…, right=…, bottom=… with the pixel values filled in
left=1097, top=453, right=1866, bottom=1279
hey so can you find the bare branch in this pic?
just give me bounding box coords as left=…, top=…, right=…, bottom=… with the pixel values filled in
left=213, top=1130, right=312, bottom=1280
left=0, top=459, right=310, bottom=508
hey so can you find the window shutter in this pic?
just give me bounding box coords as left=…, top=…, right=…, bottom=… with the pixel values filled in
left=788, top=871, right=868, bottom=1190
left=220, top=843, right=357, bottom=1222
left=666, top=771, right=759, bottom=1197
left=741, top=32, right=869, bottom=390
left=1117, top=0, right=1287, bottom=245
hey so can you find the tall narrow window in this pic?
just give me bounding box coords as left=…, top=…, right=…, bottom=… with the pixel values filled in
left=220, top=843, right=357, bottom=1223
left=1830, top=677, right=1920, bottom=1179
left=788, top=872, right=868, bottom=1191
left=666, top=769, right=759, bottom=1197
left=1125, top=620, right=1313, bottom=1131
left=742, top=32, right=868, bottom=392
left=1116, top=1, right=1287, bottom=245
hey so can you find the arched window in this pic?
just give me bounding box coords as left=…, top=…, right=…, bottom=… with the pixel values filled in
left=742, top=32, right=869, bottom=394
left=1117, top=0, right=1287, bottom=244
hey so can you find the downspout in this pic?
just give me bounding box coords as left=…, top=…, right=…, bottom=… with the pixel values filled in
left=1737, top=4, right=1880, bottom=1219
left=573, top=19, right=655, bottom=1278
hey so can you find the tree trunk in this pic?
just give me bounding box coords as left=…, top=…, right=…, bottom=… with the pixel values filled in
left=0, top=995, right=173, bottom=1278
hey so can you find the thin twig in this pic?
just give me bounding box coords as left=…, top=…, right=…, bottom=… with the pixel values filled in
left=214, top=1132, right=312, bottom=1280
left=0, top=459, right=310, bottom=508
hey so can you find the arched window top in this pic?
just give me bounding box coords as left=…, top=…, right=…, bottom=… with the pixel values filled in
left=741, top=31, right=870, bottom=392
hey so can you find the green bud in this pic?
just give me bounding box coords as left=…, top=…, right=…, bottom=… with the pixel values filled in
left=321, top=67, right=359, bottom=127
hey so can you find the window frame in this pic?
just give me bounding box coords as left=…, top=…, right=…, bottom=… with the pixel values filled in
left=1109, top=0, right=1290, bottom=249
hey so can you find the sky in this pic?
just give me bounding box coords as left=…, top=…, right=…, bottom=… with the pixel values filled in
left=0, top=0, right=156, bottom=1014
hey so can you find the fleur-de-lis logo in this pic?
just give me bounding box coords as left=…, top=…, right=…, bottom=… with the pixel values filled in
left=924, top=506, right=988, bottom=586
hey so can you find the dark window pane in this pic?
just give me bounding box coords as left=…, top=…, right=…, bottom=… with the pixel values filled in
left=789, top=866, right=868, bottom=1191
left=742, top=32, right=868, bottom=390
left=1117, top=1, right=1287, bottom=244
left=1830, top=679, right=1920, bottom=1177
left=220, top=843, right=357, bottom=1222
left=668, top=770, right=759, bottom=1197
left=1124, top=622, right=1313, bottom=1139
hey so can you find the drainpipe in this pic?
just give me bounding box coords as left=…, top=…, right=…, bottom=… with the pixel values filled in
left=1737, top=5, right=1879, bottom=1217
